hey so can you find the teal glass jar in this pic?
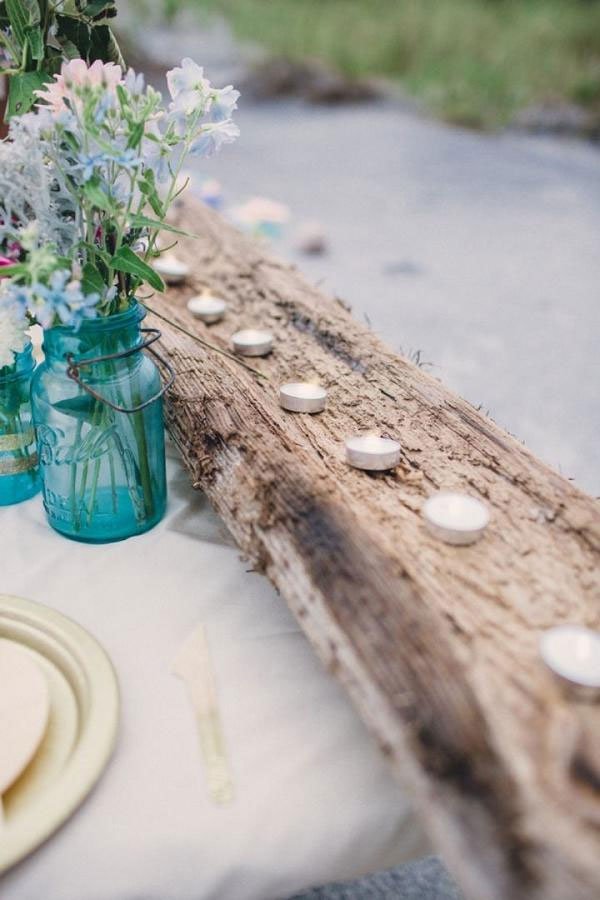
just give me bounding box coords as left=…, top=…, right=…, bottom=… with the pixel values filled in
left=0, top=342, right=40, bottom=505
left=30, top=303, right=170, bottom=542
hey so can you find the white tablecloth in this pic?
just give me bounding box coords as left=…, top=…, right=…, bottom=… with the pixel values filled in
left=1, top=447, right=429, bottom=900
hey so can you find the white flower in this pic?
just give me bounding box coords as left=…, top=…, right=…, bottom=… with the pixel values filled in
left=167, top=58, right=210, bottom=101
left=124, top=68, right=145, bottom=97
left=208, top=85, right=240, bottom=123
left=167, top=59, right=222, bottom=117
left=0, top=298, right=28, bottom=369
left=18, top=221, right=40, bottom=251
left=190, top=120, right=240, bottom=158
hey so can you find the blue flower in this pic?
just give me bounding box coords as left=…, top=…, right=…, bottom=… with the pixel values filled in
left=3, top=282, right=34, bottom=314
left=77, top=152, right=107, bottom=182
left=77, top=148, right=140, bottom=183
left=113, top=148, right=141, bottom=172
left=30, top=270, right=99, bottom=330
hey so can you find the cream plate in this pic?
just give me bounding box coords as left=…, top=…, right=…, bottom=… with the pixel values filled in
left=0, top=595, right=119, bottom=873
left=0, top=641, right=50, bottom=797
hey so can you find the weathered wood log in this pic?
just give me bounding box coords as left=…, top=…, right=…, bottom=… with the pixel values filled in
left=149, top=196, right=600, bottom=900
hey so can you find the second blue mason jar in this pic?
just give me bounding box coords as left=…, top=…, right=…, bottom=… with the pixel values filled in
left=0, top=341, right=40, bottom=505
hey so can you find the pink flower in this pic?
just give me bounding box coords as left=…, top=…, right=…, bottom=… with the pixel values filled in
left=35, top=59, right=123, bottom=115
left=0, top=256, right=13, bottom=279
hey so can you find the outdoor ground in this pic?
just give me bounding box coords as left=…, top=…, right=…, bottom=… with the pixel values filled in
left=169, top=0, right=600, bottom=130
left=123, top=6, right=600, bottom=498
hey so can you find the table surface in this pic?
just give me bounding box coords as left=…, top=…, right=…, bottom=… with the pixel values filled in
left=1, top=447, right=428, bottom=900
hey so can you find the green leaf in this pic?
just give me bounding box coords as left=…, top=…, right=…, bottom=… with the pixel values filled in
left=127, top=120, right=145, bottom=150
left=83, top=177, right=114, bottom=213
left=54, top=36, right=80, bottom=61
left=23, top=0, right=40, bottom=25
left=7, top=70, right=49, bottom=117
left=25, top=25, right=44, bottom=61
left=5, top=0, right=28, bottom=50
left=115, top=83, right=127, bottom=110
left=84, top=0, right=115, bottom=18
left=81, top=263, right=106, bottom=296
left=129, top=214, right=194, bottom=238
left=89, top=24, right=123, bottom=66
left=139, top=171, right=164, bottom=218
left=0, top=262, right=27, bottom=277
left=53, top=395, right=102, bottom=420
left=110, top=247, right=165, bottom=293
left=55, top=14, right=90, bottom=61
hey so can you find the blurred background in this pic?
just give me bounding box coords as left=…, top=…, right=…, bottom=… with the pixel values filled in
left=121, top=0, right=600, bottom=495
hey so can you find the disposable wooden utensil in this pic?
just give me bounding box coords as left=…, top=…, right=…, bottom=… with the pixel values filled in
left=0, top=641, right=49, bottom=821
left=172, top=625, right=234, bottom=804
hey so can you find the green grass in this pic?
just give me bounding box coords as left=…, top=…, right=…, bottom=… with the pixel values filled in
left=184, top=0, right=600, bottom=129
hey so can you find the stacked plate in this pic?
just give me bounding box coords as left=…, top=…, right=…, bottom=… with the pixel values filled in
left=0, top=595, right=119, bottom=873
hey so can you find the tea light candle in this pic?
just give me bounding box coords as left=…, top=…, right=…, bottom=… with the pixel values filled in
left=154, top=255, right=190, bottom=285
left=232, top=329, right=273, bottom=357
left=345, top=435, right=401, bottom=471
left=200, top=178, right=223, bottom=210
left=539, top=625, right=600, bottom=694
left=187, top=293, right=227, bottom=323
left=280, top=382, right=327, bottom=414
left=423, top=491, right=490, bottom=545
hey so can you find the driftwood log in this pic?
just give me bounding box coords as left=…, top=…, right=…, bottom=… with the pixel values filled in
left=149, top=196, right=600, bottom=900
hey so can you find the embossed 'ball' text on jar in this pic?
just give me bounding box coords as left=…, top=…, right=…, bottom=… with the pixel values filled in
left=30, top=303, right=172, bottom=543
left=0, top=341, right=40, bottom=505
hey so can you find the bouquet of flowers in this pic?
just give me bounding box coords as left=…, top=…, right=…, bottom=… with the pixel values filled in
left=1, top=56, right=238, bottom=325
left=0, top=56, right=239, bottom=537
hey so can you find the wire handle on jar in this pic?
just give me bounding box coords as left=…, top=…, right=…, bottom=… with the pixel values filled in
left=65, top=327, right=176, bottom=414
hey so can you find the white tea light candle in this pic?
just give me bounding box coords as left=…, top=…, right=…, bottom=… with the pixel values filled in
left=154, top=255, right=190, bottom=285
left=187, top=294, right=227, bottom=323
left=539, top=625, right=600, bottom=693
left=345, top=435, right=401, bottom=471
left=232, top=329, right=273, bottom=357
left=423, top=491, right=490, bottom=545
left=279, top=382, right=327, bottom=414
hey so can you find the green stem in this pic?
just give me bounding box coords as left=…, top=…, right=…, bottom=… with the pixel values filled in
left=108, top=444, right=117, bottom=513
left=86, top=455, right=102, bottom=524
left=129, top=386, right=154, bottom=520
left=70, top=418, right=83, bottom=531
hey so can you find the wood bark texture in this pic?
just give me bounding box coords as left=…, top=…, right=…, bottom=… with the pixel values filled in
left=149, top=197, right=600, bottom=900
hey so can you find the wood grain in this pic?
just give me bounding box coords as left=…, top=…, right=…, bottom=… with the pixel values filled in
left=149, top=197, right=600, bottom=900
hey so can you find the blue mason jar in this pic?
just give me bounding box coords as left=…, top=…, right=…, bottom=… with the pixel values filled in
left=0, top=341, right=40, bottom=505
left=30, top=302, right=169, bottom=542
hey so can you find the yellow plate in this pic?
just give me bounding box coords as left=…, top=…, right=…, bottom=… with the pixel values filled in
left=0, top=594, right=119, bottom=873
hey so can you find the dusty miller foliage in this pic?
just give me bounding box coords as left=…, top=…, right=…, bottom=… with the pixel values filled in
left=0, top=116, right=78, bottom=254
